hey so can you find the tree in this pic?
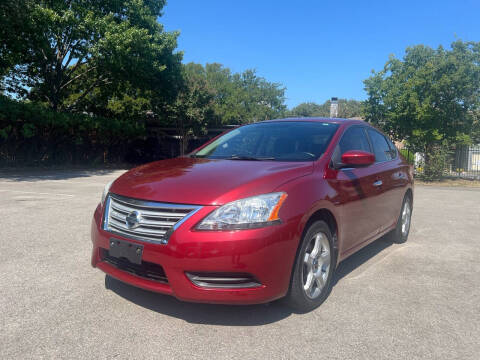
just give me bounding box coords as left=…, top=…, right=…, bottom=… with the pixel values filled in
left=166, top=63, right=215, bottom=155
left=233, top=69, right=287, bottom=123
left=288, top=102, right=326, bottom=117
left=288, top=99, right=363, bottom=118
left=335, top=99, right=364, bottom=118
left=58, top=63, right=156, bottom=123
left=363, top=40, right=480, bottom=179
left=0, top=1, right=35, bottom=81
left=202, top=63, right=286, bottom=124
left=164, top=62, right=287, bottom=154
left=1, top=0, right=182, bottom=112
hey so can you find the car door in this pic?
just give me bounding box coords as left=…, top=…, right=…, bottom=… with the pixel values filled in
left=328, top=126, right=381, bottom=252
left=365, top=128, right=400, bottom=233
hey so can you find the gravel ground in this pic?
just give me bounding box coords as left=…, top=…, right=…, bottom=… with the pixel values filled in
left=0, top=169, right=479, bottom=360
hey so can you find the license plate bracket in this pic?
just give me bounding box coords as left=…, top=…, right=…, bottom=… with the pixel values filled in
left=109, top=238, right=143, bottom=265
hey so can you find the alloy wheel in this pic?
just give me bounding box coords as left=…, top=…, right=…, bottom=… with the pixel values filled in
left=302, top=232, right=331, bottom=299
left=401, top=198, right=412, bottom=237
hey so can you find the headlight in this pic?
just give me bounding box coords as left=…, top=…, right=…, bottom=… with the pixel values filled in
left=101, top=180, right=114, bottom=206
left=196, top=192, right=287, bottom=230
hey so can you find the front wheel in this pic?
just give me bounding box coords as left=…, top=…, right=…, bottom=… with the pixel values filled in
left=284, top=220, right=335, bottom=312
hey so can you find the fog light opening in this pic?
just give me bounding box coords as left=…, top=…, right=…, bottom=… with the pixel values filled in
left=186, top=272, right=261, bottom=289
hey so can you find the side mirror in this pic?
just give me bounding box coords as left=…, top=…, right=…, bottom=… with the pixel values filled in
left=339, top=150, right=375, bottom=168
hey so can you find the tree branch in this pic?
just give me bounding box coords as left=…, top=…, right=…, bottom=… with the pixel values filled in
left=60, top=65, right=97, bottom=90
left=40, top=48, right=49, bottom=62
left=64, top=76, right=111, bottom=111
left=63, top=50, right=75, bottom=70
left=65, top=55, right=88, bottom=77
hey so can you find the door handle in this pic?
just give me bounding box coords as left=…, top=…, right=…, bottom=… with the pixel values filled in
left=373, top=180, right=383, bottom=187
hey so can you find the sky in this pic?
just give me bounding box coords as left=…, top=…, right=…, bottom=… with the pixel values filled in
left=161, top=0, right=480, bottom=109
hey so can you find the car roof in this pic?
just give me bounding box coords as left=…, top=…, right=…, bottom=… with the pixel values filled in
left=258, top=117, right=367, bottom=126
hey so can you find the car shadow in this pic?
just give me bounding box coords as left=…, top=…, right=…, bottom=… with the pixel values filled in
left=105, top=235, right=394, bottom=326
left=105, top=275, right=293, bottom=326
left=0, top=168, right=126, bottom=182
left=333, top=234, right=394, bottom=286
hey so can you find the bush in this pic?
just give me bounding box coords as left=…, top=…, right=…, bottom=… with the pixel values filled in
left=0, top=96, right=145, bottom=165
left=420, top=145, right=450, bottom=181
left=399, top=148, right=414, bottom=165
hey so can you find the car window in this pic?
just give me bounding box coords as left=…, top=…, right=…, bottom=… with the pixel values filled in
left=367, top=129, right=394, bottom=162
left=213, top=129, right=263, bottom=156
left=194, top=122, right=339, bottom=161
left=338, top=126, right=371, bottom=155
left=385, top=136, right=398, bottom=159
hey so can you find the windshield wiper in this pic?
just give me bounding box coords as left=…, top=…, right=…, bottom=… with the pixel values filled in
left=228, top=154, right=276, bottom=161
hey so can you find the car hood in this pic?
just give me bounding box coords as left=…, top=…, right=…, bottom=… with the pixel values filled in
left=110, top=157, right=313, bottom=205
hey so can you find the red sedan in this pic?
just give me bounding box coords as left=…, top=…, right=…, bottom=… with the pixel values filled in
left=91, top=118, right=413, bottom=312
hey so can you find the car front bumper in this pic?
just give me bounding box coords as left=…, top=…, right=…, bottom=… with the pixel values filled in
left=91, top=203, right=299, bottom=304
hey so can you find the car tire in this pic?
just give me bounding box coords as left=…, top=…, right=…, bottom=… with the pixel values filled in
left=284, top=220, right=335, bottom=312
left=390, top=194, right=412, bottom=244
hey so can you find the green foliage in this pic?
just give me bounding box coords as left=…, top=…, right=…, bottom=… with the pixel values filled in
left=288, top=99, right=363, bottom=118
left=419, top=144, right=451, bottom=181
left=288, top=102, right=325, bottom=117
left=0, top=95, right=144, bottom=165
left=161, top=62, right=288, bottom=154
left=0, top=125, right=11, bottom=140
left=1, top=2, right=289, bottom=164
left=363, top=40, right=480, bottom=149
left=21, top=123, right=36, bottom=138
left=363, top=40, right=480, bottom=180
left=165, top=64, right=215, bottom=154
left=0, top=1, right=33, bottom=79
left=1, top=0, right=181, bottom=111
left=181, top=63, right=287, bottom=125
left=399, top=148, right=415, bottom=165
left=62, top=71, right=155, bottom=123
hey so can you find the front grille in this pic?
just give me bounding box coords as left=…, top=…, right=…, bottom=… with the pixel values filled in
left=100, top=249, right=168, bottom=283
left=103, top=194, right=201, bottom=244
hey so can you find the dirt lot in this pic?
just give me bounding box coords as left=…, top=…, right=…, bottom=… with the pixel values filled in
left=0, top=169, right=479, bottom=360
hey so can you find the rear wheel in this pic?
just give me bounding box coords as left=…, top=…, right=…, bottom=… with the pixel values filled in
left=285, top=220, right=335, bottom=312
left=391, top=194, right=412, bottom=244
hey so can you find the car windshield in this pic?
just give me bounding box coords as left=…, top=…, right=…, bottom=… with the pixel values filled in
left=193, top=121, right=339, bottom=161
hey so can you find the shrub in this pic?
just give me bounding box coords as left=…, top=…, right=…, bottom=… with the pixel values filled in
left=399, top=148, right=414, bottom=165
left=420, top=144, right=451, bottom=181
left=0, top=96, right=145, bottom=165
